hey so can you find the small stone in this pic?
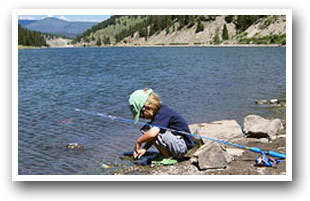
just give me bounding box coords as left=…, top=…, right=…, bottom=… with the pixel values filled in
left=257, top=168, right=266, bottom=175
left=277, top=147, right=286, bottom=151
left=255, top=100, right=268, bottom=104
left=66, top=143, right=84, bottom=150
left=259, top=138, right=269, bottom=143
left=269, top=99, right=280, bottom=104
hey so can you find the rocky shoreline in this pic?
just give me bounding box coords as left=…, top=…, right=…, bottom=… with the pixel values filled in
left=112, top=99, right=286, bottom=175
left=114, top=137, right=286, bottom=175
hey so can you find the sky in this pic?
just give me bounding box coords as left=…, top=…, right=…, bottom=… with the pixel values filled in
left=18, top=15, right=111, bottom=22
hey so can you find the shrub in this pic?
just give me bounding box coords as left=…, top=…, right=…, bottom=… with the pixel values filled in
left=258, top=15, right=279, bottom=30
left=96, top=38, right=102, bottom=46
left=224, top=15, right=234, bottom=23
left=236, top=15, right=266, bottom=33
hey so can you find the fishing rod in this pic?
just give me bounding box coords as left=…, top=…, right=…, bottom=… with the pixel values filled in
left=75, top=108, right=286, bottom=160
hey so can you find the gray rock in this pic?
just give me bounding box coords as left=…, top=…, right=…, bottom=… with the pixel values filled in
left=270, top=136, right=277, bottom=140
left=243, top=115, right=283, bottom=138
left=189, top=120, right=243, bottom=143
left=255, top=99, right=280, bottom=105
left=192, top=141, right=234, bottom=170
left=226, top=148, right=245, bottom=156
left=255, top=99, right=285, bottom=108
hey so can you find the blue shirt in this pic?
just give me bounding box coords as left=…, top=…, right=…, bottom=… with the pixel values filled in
left=151, top=105, right=195, bottom=149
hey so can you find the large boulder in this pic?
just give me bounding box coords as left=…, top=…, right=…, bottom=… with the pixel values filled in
left=243, top=114, right=283, bottom=138
left=188, top=120, right=243, bottom=143
left=191, top=141, right=234, bottom=170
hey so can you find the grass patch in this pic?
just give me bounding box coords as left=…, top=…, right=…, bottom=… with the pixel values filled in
left=235, top=32, right=248, bottom=41
left=168, top=43, right=189, bottom=45
left=154, top=43, right=165, bottom=46
left=18, top=45, right=45, bottom=49
left=238, top=33, right=286, bottom=45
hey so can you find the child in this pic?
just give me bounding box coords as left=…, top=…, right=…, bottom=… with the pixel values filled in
left=128, top=88, right=195, bottom=160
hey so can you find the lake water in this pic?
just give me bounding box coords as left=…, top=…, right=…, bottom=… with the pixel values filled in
left=18, top=47, right=286, bottom=175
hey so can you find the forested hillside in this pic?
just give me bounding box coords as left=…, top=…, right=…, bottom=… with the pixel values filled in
left=74, top=15, right=286, bottom=46
left=18, top=25, right=48, bottom=47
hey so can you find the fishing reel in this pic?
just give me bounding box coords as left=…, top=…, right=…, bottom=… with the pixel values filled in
left=255, top=152, right=282, bottom=167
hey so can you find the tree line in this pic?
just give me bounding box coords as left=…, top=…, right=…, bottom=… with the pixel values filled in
left=18, top=25, right=48, bottom=47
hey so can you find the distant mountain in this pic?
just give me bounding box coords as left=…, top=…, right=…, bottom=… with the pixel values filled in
left=18, top=19, right=38, bottom=26
left=22, top=17, right=98, bottom=38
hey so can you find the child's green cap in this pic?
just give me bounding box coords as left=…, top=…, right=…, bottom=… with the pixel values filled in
left=128, top=88, right=153, bottom=122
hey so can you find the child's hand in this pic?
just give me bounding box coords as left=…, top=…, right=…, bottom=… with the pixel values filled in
left=134, top=143, right=140, bottom=156
left=133, top=148, right=147, bottom=159
left=137, top=148, right=147, bottom=159
left=133, top=143, right=140, bottom=159
left=133, top=151, right=139, bottom=159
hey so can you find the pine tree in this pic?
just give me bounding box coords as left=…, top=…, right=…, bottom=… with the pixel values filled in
left=96, top=38, right=102, bottom=46
left=195, top=20, right=204, bottom=33
left=222, top=24, right=229, bottom=40
left=213, top=28, right=220, bottom=44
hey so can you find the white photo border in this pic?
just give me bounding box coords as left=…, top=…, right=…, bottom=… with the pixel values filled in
left=12, top=9, right=292, bottom=181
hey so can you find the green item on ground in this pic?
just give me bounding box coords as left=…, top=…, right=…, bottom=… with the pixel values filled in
left=151, top=157, right=178, bottom=165
left=129, top=88, right=153, bottom=122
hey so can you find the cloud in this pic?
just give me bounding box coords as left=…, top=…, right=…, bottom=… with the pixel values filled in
left=40, top=15, right=53, bottom=20
left=18, top=15, right=35, bottom=20
left=59, top=16, right=70, bottom=21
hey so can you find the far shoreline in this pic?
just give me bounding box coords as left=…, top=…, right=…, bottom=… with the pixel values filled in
left=18, top=44, right=285, bottom=50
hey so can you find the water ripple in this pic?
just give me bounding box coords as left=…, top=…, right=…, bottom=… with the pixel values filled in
left=18, top=47, right=286, bottom=174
